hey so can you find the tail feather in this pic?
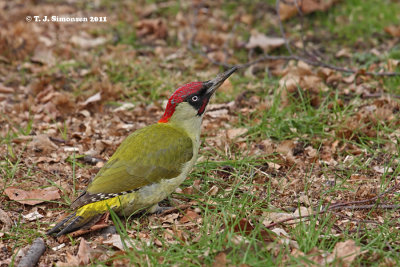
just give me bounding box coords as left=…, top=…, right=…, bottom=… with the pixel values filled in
left=47, top=196, right=124, bottom=236
left=47, top=212, right=102, bottom=237
left=46, top=213, right=77, bottom=235
left=56, top=215, right=82, bottom=236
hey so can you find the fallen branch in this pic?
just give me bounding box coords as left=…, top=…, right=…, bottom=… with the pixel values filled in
left=17, top=238, right=46, bottom=267
left=327, top=182, right=400, bottom=210
left=330, top=204, right=400, bottom=211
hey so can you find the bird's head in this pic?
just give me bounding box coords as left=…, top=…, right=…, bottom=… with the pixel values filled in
left=159, top=66, right=238, bottom=123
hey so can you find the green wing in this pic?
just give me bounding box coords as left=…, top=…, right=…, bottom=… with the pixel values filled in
left=86, top=123, right=193, bottom=194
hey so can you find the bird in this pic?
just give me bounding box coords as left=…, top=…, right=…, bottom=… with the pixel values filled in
left=47, top=66, right=238, bottom=236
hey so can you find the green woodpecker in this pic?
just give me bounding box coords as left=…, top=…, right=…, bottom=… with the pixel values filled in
left=47, top=66, right=237, bottom=236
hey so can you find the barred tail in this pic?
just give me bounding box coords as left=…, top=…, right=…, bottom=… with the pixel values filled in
left=46, top=212, right=102, bottom=237
left=47, top=196, right=124, bottom=236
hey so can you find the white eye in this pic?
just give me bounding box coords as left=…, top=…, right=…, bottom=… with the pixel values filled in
left=191, top=96, right=199, bottom=102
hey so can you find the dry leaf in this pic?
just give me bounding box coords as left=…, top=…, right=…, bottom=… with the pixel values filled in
left=57, top=252, right=80, bottom=267
left=246, top=31, right=285, bottom=52
left=83, top=92, right=102, bottom=106
left=327, top=240, right=361, bottom=266
left=226, top=128, right=248, bottom=140
left=180, top=210, right=199, bottom=223
left=51, top=243, right=66, bottom=251
left=373, top=166, right=393, bottom=174
left=279, top=0, right=339, bottom=20
left=0, top=209, right=12, bottom=229
left=384, top=25, right=400, bottom=37
left=213, top=252, right=228, bottom=267
left=113, top=103, right=135, bottom=112
left=71, top=35, right=107, bottom=48
left=103, top=234, right=133, bottom=251
left=276, top=140, right=295, bottom=156
left=22, top=211, right=44, bottom=221
left=77, top=238, right=92, bottom=265
left=336, top=48, right=351, bottom=58
left=206, top=185, right=219, bottom=196
left=4, top=187, right=60, bottom=205
left=28, top=134, right=58, bottom=153
left=31, top=46, right=56, bottom=66
left=0, top=83, right=14, bottom=94
left=136, top=19, right=168, bottom=41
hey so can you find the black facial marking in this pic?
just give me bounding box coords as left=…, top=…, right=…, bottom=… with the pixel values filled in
left=184, top=82, right=212, bottom=116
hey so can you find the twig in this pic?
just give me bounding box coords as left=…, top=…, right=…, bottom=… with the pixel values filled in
left=330, top=204, right=400, bottom=210
left=49, top=136, right=66, bottom=144
left=159, top=204, right=192, bottom=216
left=17, top=238, right=46, bottom=267
left=293, top=0, right=307, bottom=55
left=361, top=92, right=400, bottom=99
left=331, top=211, right=381, bottom=225
left=327, top=182, right=400, bottom=210
left=276, top=0, right=293, bottom=55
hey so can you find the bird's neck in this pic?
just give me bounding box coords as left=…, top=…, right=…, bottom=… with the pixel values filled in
left=168, top=115, right=202, bottom=142
left=165, top=103, right=203, bottom=142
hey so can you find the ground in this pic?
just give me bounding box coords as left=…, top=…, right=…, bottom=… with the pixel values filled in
left=1, top=0, right=400, bottom=266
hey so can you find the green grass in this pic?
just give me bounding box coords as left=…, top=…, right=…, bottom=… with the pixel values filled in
left=2, top=0, right=400, bottom=266
left=311, top=0, right=400, bottom=45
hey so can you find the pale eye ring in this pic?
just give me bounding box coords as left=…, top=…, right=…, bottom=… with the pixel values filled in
left=191, top=96, right=199, bottom=102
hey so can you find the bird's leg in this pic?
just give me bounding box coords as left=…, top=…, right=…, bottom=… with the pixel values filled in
left=148, top=203, right=173, bottom=214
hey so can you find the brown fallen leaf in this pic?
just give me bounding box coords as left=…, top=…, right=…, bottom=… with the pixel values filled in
left=0, top=209, right=12, bottom=230
left=327, top=240, right=361, bottom=266
left=232, top=218, right=276, bottom=242
left=213, top=252, right=228, bottom=267
left=77, top=238, right=92, bottom=266
left=83, top=92, right=102, bottom=106
left=135, top=18, right=168, bottom=41
left=179, top=209, right=199, bottom=223
left=57, top=253, right=80, bottom=267
left=56, top=239, right=93, bottom=266
left=0, top=83, right=14, bottom=94
left=246, top=30, right=285, bottom=53
left=4, top=187, right=60, bottom=205
left=31, top=46, right=56, bottom=66
left=103, top=234, right=133, bottom=251
left=279, top=0, right=339, bottom=21
left=384, top=25, right=400, bottom=37
left=28, top=134, right=58, bottom=153
left=71, top=35, right=107, bottom=49
left=226, top=128, right=248, bottom=140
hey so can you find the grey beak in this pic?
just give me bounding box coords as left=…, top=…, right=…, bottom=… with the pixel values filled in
left=206, top=66, right=238, bottom=95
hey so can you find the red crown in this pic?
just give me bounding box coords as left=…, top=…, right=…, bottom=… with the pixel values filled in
left=159, top=82, right=203, bottom=123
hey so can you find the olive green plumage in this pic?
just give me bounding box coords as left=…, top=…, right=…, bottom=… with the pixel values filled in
left=73, top=123, right=193, bottom=207
left=47, top=123, right=196, bottom=236
left=47, top=66, right=237, bottom=236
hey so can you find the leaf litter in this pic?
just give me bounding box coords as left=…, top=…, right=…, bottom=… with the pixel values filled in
left=0, top=0, right=399, bottom=266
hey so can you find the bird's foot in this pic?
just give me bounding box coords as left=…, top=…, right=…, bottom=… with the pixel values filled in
left=148, top=203, right=173, bottom=214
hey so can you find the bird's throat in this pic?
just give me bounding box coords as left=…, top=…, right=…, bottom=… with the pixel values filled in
left=163, top=102, right=203, bottom=141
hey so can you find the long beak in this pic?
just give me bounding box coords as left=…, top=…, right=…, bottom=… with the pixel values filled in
left=205, top=66, right=238, bottom=95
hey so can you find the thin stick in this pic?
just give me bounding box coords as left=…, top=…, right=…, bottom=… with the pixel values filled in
left=276, top=0, right=293, bottom=55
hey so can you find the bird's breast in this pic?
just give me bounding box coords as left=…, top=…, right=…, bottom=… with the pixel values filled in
left=117, top=139, right=200, bottom=215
